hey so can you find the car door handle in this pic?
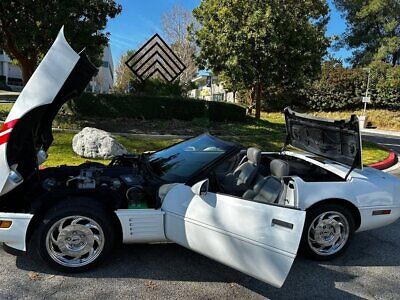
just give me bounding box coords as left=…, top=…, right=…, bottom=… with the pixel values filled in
left=272, top=219, right=294, bottom=230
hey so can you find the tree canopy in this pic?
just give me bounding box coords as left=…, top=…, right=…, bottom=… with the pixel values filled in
left=191, top=0, right=329, bottom=118
left=161, top=4, right=198, bottom=87
left=114, top=50, right=136, bottom=93
left=0, top=0, right=121, bottom=83
left=334, top=0, right=400, bottom=66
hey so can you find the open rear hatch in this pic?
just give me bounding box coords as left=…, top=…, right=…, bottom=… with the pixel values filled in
left=284, top=107, right=362, bottom=170
left=0, top=28, right=97, bottom=195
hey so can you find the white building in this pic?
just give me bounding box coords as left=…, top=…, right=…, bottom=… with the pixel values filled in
left=86, top=44, right=114, bottom=93
left=0, top=44, right=114, bottom=93
left=188, top=73, right=237, bottom=103
left=0, top=50, right=23, bottom=91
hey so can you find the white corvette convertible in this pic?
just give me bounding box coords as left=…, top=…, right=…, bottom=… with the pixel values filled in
left=0, top=29, right=399, bottom=288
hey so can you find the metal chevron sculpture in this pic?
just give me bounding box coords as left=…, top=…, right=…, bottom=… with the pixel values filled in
left=125, top=34, right=186, bottom=83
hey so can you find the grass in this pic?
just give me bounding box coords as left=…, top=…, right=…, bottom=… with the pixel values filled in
left=44, top=131, right=181, bottom=167
left=312, top=109, right=400, bottom=132
left=43, top=131, right=387, bottom=168
left=0, top=103, right=389, bottom=167
left=0, top=103, right=13, bottom=120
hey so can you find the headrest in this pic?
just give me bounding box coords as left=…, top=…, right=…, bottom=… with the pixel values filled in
left=270, top=159, right=290, bottom=178
left=247, top=147, right=261, bottom=165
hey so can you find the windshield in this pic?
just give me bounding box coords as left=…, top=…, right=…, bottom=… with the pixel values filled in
left=147, top=134, right=235, bottom=182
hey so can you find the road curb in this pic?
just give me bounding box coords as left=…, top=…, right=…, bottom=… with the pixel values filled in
left=368, top=150, right=398, bottom=170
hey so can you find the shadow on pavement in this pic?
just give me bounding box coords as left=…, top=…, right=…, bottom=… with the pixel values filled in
left=15, top=244, right=362, bottom=299
left=12, top=218, right=400, bottom=298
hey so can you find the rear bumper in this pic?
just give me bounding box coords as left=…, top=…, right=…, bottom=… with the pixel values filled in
left=0, top=213, right=33, bottom=252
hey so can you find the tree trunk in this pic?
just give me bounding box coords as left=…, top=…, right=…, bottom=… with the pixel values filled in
left=20, top=59, right=36, bottom=84
left=392, top=51, right=399, bottom=66
left=255, top=83, right=262, bottom=120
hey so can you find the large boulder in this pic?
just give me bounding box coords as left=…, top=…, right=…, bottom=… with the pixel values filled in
left=72, top=127, right=128, bottom=159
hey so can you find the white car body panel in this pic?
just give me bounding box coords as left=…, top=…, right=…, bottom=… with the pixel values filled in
left=0, top=27, right=80, bottom=196
left=281, top=151, right=400, bottom=232
left=115, top=209, right=167, bottom=243
left=161, top=184, right=306, bottom=288
left=0, top=213, right=33, bottom=251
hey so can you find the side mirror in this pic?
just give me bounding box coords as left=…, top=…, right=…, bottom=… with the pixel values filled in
left=191, top=179, right=209, bottom=196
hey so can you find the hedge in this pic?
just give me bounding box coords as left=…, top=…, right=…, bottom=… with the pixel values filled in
left=68, top=94, right=246, bottom=122
left=304, top=61, right=400, bottom=111
left=208, top=101, right=247, bottom=122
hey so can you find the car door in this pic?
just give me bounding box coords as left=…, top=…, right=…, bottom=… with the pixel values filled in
left=161, top=183, right=306, bottom=288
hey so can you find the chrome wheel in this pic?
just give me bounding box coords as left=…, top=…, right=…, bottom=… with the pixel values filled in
left=307, top=211, right=349, bottom=256
left=46, top=216, right=105, bottom=268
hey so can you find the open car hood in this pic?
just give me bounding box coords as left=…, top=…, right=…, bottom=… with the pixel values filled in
left=0, top=27, right=97, bottom=195
left=284, top=107, right=362, bottom=169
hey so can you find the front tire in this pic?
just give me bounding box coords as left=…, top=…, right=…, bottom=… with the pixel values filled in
left=34, top=200, right=115, bottom=272
left=300, top=204, right=355, bottom=260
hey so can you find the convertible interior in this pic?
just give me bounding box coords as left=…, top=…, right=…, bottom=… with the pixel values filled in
left=213, top=147, right=343, bottom=207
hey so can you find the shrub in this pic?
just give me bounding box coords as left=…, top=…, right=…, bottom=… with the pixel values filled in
left=68, top=94, right=246, bottom=122
left=304, top=61, right=400, bottom=111
left=207, top=101, right=246, bottom=121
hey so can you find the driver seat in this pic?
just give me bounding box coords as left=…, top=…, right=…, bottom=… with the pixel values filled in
left=221, top=147, right=261, bottom=193
left=242, top=159, right=290, bottom=204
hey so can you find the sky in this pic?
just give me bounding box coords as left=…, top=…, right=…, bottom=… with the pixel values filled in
left=106, top=0, right=351, bottom=67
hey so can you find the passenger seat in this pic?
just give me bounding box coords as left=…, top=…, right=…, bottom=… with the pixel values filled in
left=242, top=159, right=290, bottom=204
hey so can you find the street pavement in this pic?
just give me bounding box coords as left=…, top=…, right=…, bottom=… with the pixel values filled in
left=2, top=221, right=400, bottom=299
left=0, top=133, right=399, bottom=299
left=362, top=132, right=400, bottom=176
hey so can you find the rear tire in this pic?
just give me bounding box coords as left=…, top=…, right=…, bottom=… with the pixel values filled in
left=300, top=204, right=355, bottom=261
left=33, top=200, right=115, bottom=272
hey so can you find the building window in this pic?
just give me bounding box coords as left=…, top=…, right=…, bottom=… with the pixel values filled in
left=102, top=61, right=109, bottom=68
left=0, top=49, right=3, bottom=55
left=7, top=77, right=23, bottom=86
left=213, top=93, right=224, bottom=102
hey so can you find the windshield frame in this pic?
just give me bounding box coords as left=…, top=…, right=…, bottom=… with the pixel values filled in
left=146, top=133, right=242, bottom=183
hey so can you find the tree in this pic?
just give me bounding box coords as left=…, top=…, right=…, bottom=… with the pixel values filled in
left=191, top=0, right=329, bottom=118
left=0, top=1, right=121, bottom=84
left=334, top=0, right=400, bottom=66
left=161, top=4, right=198, bottom=87
left=114, top=50, right=136, bottom=93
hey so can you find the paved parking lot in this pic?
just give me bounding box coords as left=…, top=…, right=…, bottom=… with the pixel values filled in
left=1, top=219, right=400, bottom=299
left=0, top=157, right=399, bottom=299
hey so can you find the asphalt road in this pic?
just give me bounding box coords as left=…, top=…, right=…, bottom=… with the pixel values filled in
left=2, top=221, right=400, bottom=300
left=363, top=133, right=400, bottom=176
left=363, top=133, right=400, bottom=156
left=0, top=133, right=399, bottom=299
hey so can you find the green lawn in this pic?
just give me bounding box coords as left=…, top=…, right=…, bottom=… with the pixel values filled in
left=45, top=132, right=181, bottom=167
left=44, top=131, right=388, bottom=168
left=0, top=103, right=390, bottom=166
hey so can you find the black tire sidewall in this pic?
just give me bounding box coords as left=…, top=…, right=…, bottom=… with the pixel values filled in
left=34, top=201, right=115, bottom=272
left=300, top=204, right=355, bottom=261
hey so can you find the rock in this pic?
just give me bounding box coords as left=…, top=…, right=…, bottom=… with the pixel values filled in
left=72, top=127, right=128, bottom=159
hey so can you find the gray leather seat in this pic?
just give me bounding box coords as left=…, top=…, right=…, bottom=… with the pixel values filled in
left=221, top=147, right=261, bottom=193
left=242, top=159, right=290, bottom=204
